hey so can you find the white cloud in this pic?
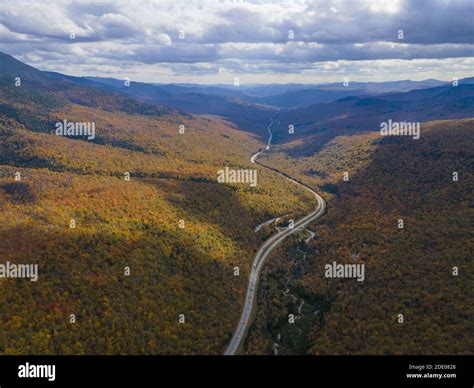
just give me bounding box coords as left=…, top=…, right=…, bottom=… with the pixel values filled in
left=0, top=0, right=472, bottom=83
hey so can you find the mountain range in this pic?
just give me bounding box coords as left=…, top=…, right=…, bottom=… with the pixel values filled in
left=0, top=51, right=472, bottom=356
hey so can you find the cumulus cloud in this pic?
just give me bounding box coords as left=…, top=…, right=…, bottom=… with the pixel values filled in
left=0, top=0, right=472, bottom=82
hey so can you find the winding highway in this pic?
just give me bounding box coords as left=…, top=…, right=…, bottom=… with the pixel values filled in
left=224, top=120, right=326, bottom=355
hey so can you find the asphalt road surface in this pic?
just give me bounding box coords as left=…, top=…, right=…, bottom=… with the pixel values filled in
left=224, top=120, right=326, bottom=355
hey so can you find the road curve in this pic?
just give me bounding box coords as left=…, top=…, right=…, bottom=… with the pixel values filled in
left=224, top=120, right=326, bottom=355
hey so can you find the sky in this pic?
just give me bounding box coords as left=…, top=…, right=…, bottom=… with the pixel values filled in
left=0, top=0, right=473, bottom=84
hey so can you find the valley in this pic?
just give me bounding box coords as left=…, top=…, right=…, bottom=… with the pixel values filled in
left=0, top=52, right=472, bottom=356
left=0, top=53, right=315, bottom=354
left=0, top=1, right=473, bottom=384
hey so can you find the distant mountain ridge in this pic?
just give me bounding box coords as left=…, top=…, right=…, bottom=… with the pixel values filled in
left=1, top=52, right=473, bottom=142
left=0, top=52, right=177, bottom=121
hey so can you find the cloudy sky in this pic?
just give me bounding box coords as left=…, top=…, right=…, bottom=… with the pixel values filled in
left=1, top=0, right=473, bottom=84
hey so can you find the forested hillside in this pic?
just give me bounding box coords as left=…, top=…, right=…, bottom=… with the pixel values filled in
left=0, top=55, right=315, bottom=354
left=1, top=52, right=472, bottom=356
left=246, top=119, right=473, bottom=355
